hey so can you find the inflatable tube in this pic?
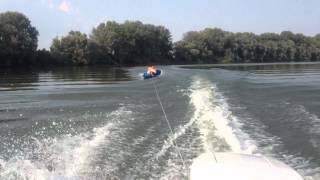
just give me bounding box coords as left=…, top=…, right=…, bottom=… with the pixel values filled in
left=142, top=69, right=162, bottom=79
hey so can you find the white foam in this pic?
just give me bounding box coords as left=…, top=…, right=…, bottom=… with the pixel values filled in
left=296, top=105, right=320, bottom=136
left=64, top=123, right=113, bottom=176
left=190, top=78, right=240, bottom=152
left=156, top=116, right=195, bottom=159
left=156, top=76, right=257, bottom=179
left=0, top=158, right=4, bottom=169
left=53, top=107, right=132, bottom=176
left=0, top=107, right=132, bottom=179
left=189, top=76, right=256, bottom=154
left=0, top=159, right=50, bottom=180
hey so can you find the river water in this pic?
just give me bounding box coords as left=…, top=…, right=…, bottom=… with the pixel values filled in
left=0, top=64, right=320, bottom=179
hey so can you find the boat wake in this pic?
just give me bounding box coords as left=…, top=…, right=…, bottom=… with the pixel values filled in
left=189, top=76, right=257, bottom=154
left=156, top=75, right=257, bottom=179
left=0, top=106, right=132, bottom=180
left=189, top=76, right=320, bottom=180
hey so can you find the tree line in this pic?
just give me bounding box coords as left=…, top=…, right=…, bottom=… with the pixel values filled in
left=1, top=11, right=320, bottom=67
left=174, top=28, right=320, bottom=64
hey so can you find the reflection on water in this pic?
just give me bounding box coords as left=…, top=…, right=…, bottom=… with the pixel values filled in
left=217, top=63, right=320, bottom=74
left=0, top=66, right=131, bottom=91
left=0, top=68, right=40, bottom=91
left=181, top=62, right=320, bottom=73
left=50, top=66, right=131, bottom=81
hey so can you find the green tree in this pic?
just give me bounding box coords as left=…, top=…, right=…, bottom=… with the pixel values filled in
left=175, top=28, right=320, bottom=64
left=0, top=11, right=39, bottom=66
left=90, top=21, right=173, bottom=65
left=35, top=49, right=55, bottom=66
left=50, top=31, right=89, bottom=65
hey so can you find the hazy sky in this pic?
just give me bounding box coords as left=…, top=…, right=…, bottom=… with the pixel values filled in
left=1, top=0, right=320, bottom=49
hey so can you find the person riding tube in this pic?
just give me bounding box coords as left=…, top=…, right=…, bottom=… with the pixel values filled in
left=147, top=65, right=157, bottom=76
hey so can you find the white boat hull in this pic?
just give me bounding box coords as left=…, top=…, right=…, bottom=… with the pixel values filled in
left=190, top=152, right=303, bottom=180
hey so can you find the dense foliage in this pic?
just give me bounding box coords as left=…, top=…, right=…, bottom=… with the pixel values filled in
left=174, top=28, right=320, bottom=64
left=48, top=21, right=173, bottom=66
left=0, top=11, right=39, bottom=67
left=1, top=11, right=320, bottom=67
left=50, top=31, right=90, bottom=65
left=90, top=21, right=173, bottom=65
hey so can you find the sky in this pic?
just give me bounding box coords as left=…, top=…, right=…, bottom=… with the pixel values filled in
left=1, top=0, right=320, bottom=49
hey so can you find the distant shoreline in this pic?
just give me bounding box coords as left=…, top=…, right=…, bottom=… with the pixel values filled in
left=2, top=11, right=320, bottom=68
left=2, top=61, right=320, bottom=71
left=179, top=61, right=320, bottom=68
